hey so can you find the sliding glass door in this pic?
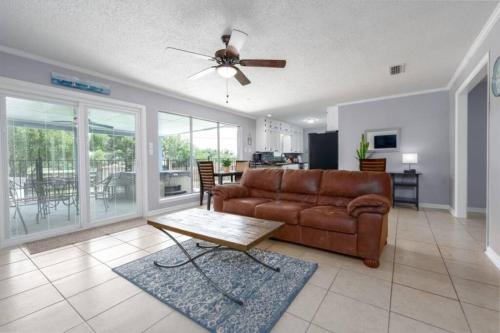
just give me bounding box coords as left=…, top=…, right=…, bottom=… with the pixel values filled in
left=6, top=97, right=79, bottom=237
left=88, top=107, right=138, bottom=222
left=2, top=93, right=143, bottom=241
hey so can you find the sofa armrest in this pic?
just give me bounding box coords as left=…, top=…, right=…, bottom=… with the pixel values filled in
left=347, top=194, right=391, bottom=218
left=211, top=184, right=249, bottom=212
left=211, top=184, right=249, bottom=200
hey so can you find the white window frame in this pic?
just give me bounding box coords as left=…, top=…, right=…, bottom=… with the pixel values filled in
left=157, top=111, right=241, bottom=204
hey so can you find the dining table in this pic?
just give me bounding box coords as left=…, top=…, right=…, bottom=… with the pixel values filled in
left=213, top=171, right=243, bottom=185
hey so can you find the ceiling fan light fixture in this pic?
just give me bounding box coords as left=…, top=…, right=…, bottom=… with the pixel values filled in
left=216, top=65, right=237, bottom=78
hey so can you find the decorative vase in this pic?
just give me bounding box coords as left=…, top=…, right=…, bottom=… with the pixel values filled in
left=224, top=166, right=230, bottom=173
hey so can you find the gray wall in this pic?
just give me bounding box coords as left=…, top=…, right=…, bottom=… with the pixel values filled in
left=0, top=51, right=256, bottom=212
left=449, top=15, right=500, bottom=255
left=338, top=91, right=450, bottom=205
left=467, top=79, right=487, bottom=209
left=302, top=126, right=327, bottom=162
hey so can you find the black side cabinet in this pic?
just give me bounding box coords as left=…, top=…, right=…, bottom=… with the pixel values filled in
left=389, top=172, right=421, bottom=210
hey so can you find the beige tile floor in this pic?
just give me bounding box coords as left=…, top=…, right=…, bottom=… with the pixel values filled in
left=0, top=207, right=498, bottom=332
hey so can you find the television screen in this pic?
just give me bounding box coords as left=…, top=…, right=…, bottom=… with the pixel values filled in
left=374, top=134, right=397, bottom=149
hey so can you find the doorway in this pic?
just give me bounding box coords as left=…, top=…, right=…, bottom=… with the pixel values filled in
left=454, top=53, right=489, bottom=249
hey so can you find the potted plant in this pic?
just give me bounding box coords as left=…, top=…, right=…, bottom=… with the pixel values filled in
left=222, top=158, right=232, bottom=173
left=356, top=134, right=370, bottom=170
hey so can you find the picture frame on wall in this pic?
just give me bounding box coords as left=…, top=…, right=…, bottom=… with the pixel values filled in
left=492, top=56, right=500, bottom=97
left=365, top=128, right=400, bottom=152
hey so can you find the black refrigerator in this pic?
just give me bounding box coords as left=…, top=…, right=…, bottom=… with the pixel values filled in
left=308, top=131, right=338, bottom=169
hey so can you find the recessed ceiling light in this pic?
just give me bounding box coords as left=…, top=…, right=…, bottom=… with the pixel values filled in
left=267, top=114, right=272, bottom=118
left=304, top=118, right=319, bottom=124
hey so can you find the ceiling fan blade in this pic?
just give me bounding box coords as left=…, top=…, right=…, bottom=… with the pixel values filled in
left=234, top=67, right=251, bottom=86
left=188, top=67, right=216, bottom=80
left=226, top=29, right=248, bottom=57
left=239, top=59, right=286, bottom=68
left=165, top=47, right=215, bottom=61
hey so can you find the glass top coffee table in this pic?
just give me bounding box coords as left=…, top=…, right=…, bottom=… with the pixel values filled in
left=147, top=208, right=284, bottom=305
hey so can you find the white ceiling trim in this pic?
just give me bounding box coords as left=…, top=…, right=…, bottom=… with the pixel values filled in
left=447, top=2, right=500, bottom=89
left=336, top=87, right=449, bottom=108
left=0, top=44, right=256, bottom=120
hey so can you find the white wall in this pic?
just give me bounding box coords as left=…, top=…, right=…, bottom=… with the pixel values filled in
left=338, top=91, right=450, bottom=205
left=449, top=7, right=500, bottom=256
left=0, top=51, right=256, bottom=212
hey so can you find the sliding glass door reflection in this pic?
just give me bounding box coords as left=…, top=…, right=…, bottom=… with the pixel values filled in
left=88, top=108, right=137, bottom=221
left=6, top=97, right=79, bottom=238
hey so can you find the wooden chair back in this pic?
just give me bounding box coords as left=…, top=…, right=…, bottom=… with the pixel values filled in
left=197, top=160, right=215, bottom=191
left=235, top=160, right=250, bottom=172
left=359, top=158, right=387, bottom=172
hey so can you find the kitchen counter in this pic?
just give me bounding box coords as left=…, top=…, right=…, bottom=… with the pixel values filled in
left=252, top=162, right=306, bottom=169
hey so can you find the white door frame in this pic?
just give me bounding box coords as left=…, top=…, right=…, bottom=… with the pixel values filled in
left=0, top=76, right=148, bottom=248
left=453, top=52, right=490, bottom=245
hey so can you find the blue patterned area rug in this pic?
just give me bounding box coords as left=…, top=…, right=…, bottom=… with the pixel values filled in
left=113, top=239, right=317, bottom=333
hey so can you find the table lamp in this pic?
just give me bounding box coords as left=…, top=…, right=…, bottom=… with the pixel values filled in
left=402, top=153, right=418, bottom=174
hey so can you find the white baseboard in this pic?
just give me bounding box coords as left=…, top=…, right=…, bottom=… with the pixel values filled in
left=468, top=207, right=487, bottom=214
left=449, top=207, right=457, bottom=217
left=148, top=201, right=199, bottom=217
left=419, top=203, right=450, bottom=210
left=485, top=247, right=500, bottom=270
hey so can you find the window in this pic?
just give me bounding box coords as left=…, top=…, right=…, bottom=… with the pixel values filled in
left=158, top=112, right=240, bottom=199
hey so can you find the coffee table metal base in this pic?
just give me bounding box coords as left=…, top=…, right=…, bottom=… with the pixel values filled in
left=152, top=228, right=280, bottom=306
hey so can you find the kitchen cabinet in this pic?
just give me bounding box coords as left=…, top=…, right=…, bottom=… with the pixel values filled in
left=256, top=118, right=303, bottom=152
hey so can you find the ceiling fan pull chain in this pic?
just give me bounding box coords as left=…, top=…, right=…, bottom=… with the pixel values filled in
left=226, top=79, right=229, bottom=104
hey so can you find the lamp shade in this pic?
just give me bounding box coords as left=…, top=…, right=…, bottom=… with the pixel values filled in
left=402, top=153, right=418, bottom=164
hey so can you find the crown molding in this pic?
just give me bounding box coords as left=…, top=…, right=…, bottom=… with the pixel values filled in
left=336, top=87, right=449, bottom=108
left=447, top=2, right=500, bottom=89
left=0, top=45, right=256, bottom=120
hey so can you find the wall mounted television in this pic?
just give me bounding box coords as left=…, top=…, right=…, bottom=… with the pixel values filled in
left=365, top=128, right=400, bottom=152
left=374, top=134, right=397, bottom=149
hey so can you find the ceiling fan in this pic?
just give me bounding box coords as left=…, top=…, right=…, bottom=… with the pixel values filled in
left=166, top=29, right=286, bottom=86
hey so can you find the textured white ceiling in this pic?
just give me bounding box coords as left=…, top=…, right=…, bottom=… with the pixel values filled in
left=0, top=0, right=497, bottom=128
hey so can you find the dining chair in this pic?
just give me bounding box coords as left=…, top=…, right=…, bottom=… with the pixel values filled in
left=359, top=158, right=387, bottom=172
left=197, top=160, right=216, bottom=210
left=234, top=160, right=250, bottom=182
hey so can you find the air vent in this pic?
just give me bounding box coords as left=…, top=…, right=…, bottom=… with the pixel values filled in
left=390, top=64, right=406, bottom=75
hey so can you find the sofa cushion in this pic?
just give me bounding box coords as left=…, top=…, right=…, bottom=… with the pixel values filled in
left=241, top=168, right=284, bottom=192
left=320, top=170, right=392, bottom=199
left=255, top=200, right=312, bottom=225
left=281, top=169, right=322, bottom=194
left=223, top=197, right=272, bottom=217
left=300, top=206, right=357, bottom=234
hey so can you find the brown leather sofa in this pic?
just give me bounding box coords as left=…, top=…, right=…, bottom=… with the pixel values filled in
left=212, top=168, right=392, bottom=268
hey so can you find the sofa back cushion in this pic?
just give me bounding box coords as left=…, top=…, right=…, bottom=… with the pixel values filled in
left=241, top=168, right=283, bottom=199
left=319, top=170, right=391, bottom=203
left=279, top=169, right=322, bottom=203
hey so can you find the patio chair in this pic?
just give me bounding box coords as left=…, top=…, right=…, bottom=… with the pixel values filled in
left=94, top=175, right=113, bottom=211
left=197, top=160, right=215, bottom=210
left=8, top=180, right=28, bottom=234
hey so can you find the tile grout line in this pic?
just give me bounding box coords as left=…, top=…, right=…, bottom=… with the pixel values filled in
left=384, top=207, right=399, bottom=332
left=305, top=260, right=342, bottom=331
left=5, top=246, right=97, bottom=333
left=140, top=310, right=176, bottom=333
left=389, top=310, right=459, bottom=333
left=423, top=209, right=473, bottom=333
